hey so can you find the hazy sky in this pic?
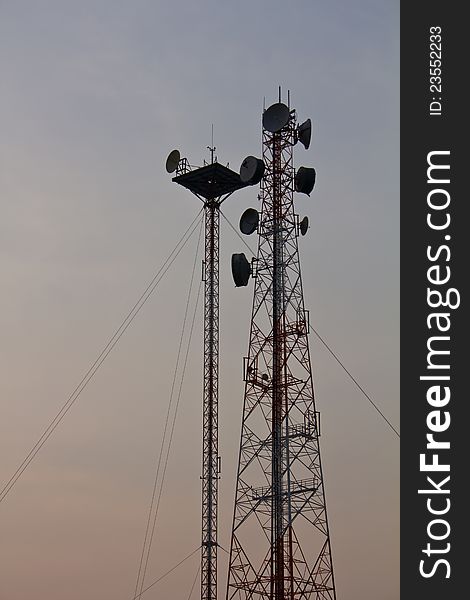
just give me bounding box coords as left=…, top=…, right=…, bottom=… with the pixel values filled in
left=0, top=1, right=399, bottom=599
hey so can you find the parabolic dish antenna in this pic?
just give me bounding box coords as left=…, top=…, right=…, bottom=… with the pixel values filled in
left=240, top=156, right=265, bottom=185
left=165, top=149, right=181, bottom=173
left=240, top=208, right=259, bottom=235
left=231, top=253, right=251, bottom=287
left=295, top=167, right=316, bottom=196
left=297, top=118, right=312, bottom=150
left=299, top=216, right=309, bottom=236
left=262, top=102, right=290, bottom=133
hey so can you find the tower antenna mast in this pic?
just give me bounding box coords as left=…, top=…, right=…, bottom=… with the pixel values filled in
left=166, top=144, right=248, bottom=600
left=227, top=93, right=337, bottom=600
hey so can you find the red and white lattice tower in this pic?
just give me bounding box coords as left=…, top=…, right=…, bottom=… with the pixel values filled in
left=169, top=146, right=249, bottom=600
left=227, top=94, right=337, bottom=600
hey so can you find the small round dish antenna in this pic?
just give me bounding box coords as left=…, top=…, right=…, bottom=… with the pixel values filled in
left=231, top=253, right=251, bottom=287
left=240, top=156, right=265, bottom=185
left=262, top=102, right=290, bottom=133
left=299, top=216, right=309, bottom=236
left=165, top=149, right=181, bottom=173
left=295, top=167, right=316, bottom=196
left=297, top=119, right=312, bottom=149
left=240, top=208, right=259, bottom=235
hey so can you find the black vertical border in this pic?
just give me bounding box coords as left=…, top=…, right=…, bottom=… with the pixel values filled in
left=401, top=3, right=465, bottom=599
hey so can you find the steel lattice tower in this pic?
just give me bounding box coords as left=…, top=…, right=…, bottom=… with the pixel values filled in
left=201, top=196, right=220, bottom=600
left=168, top=147, right=248, bottom=600
left=227, top=98, right=337, bottom=600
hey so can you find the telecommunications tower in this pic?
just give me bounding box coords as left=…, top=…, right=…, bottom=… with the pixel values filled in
left=227, top=92, right=337, bottom=600
left=166, top=145, right=248, bottom=600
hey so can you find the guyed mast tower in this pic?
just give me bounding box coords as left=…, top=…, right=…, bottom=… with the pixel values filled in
left=227, top=93, right=337, bottom=600
left=166, top=145, right=248, bottom=600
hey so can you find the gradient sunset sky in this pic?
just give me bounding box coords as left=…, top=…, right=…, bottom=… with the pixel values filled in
left=0, top=1, right=399, bottom=599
